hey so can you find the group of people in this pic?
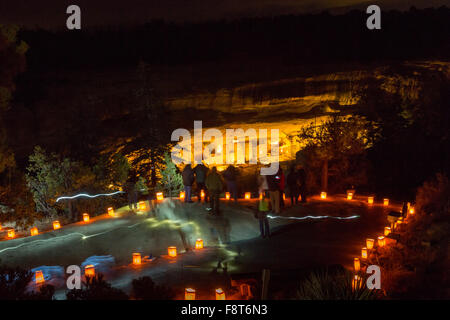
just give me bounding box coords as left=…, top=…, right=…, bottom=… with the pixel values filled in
left=256, top=165, right=308, bottom=238
left=182, top=163, right=232, bottom=215
left=257, top=165, right=307, bottom=214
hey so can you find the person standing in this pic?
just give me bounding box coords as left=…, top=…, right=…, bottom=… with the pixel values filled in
left=125, top=174, right=138, bottom=210
left=255, top=193, right=271, bottom=238
left=206, top=167, right=224, bottom=215
left=267, top=171, right=280, bottom=214
left=182, top=164, right=195, bottom=203
left=287, top=165, right=300, bottom=206
left=194, top=163, right=209, bottom=203
left=298, top=166, right=307, bottom=203
left=257, top=172, right=269, bottom=198
left=223, top=165, right=238, bottom=202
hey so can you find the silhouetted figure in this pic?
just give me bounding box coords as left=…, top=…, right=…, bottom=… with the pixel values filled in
left=298, top=167, right=307, bottom=203
left=182, top=164, right=194, bottom=203
left=206, top=167, right=224, bottom=215
left=267, top=172, right=280, bottom=214
left=287, top=166, right=300, bottom=206
left=223, top=165, right=238, bottom=202
left=194, top=163, right=209, bottom=203
left=125, top=174, right=138, bottom=210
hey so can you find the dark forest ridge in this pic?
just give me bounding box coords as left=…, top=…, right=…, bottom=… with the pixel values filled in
left=2, top=0, right=449, bottom=29
left=19, top=7, right=450, bottom=71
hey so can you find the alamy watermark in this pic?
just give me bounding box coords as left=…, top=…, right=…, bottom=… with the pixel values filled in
left=171, top=121, right=280, bottom=175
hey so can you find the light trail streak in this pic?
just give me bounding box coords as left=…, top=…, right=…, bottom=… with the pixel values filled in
left=0, top=217, right=201, bottom=254
left=267, top=214, right=360, bottom=221
left=56, top=191, right=124, bottom=202
left=0, top=233, right=87, bottom=254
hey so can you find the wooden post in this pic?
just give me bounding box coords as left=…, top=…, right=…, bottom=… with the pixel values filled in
left=261, top=269, right=270, bottom=300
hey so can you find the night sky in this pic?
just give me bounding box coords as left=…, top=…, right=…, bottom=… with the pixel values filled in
left=1, top=0, right=449, bottom=29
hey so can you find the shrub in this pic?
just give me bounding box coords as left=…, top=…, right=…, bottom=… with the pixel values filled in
left=66, top=274, right=128, bottom=300
left=131, top=276, right=175, bottom=300
left=295, top=268, right=379, bottom=300
left=0, top=265, right=54, bottom=300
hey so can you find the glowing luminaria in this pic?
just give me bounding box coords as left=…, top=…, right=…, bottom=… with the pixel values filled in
left=56, top=191, right=124, bottom=202
left=267, top=214, right=359, bottom=221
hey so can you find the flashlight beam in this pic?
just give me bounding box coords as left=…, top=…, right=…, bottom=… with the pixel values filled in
left=56, top=191, right=124, bottom=202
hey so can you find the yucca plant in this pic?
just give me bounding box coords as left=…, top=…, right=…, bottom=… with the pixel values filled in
left=295, top=268, right=379, bottom=300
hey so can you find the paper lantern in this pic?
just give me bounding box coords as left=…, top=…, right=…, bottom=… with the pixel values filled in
left=138, top=201, right=146, bottom=211
left=195, top=239, right=204, bottom=249
left=225, top=192, right=231, bottom=200
left=132, top=253, right=141, bottom=265
left=35, top=270, right=45, bottom=284
left=179, top=191, right=185, bottom=200
left=354, top=258, right=360, bottom=272
left=383, top=198, right=389, bottom=206
left=215, top=288, right=226, bottom=300
left=84, top=264, right=95, bottom=277
left=361, top=247, right=368, bottom=259
left=347, top=192, right=353, bottom=200
left=244, top=192, right=251, bottom=200
left=7, top=229, right=15, bottom=239
left=185, top=288, right=196, bottom=300
left=156, top=192, right=164, bottom=201
left=409, top=207, right=415, bottom=215
left=108, top=207, right=114, bottom=217
left=368, top=196, right=374, bottom=205
left=83, top=213, right=90, bottom=223
left=168, top=246, right=177, bottom=257
left=384, top=227, right=391, bottom=236
left=378, top=236, right=386, bottom=247
left=320, top=192, right=327, bottom=199
left=53, top=221, right=61, bottom=230
left=366, top=238, right=375, bottom=250
left=259, top=193, right=263, bottom=200
left=352, top=275, right=362, bottom=291
left=30, top=227, right=39, bottom=236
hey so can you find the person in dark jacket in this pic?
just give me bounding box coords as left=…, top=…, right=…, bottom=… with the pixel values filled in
left=182, top=164, right=195, bottom=203
left=205, top=167, right=224, bottom=215
left=287, top=165, right=300, bottom=206
left=266, top=170, right=280, bottom=214
left=222, top=165, right=238, bottom=202
left=298, top=166, right=307, bottom=203
left=194, top=163, right=209, bottom=203
left=125, top=174, right=138, bottom=210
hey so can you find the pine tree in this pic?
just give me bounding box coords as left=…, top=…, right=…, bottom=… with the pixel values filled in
left=158, top=153, right=183, bottom=197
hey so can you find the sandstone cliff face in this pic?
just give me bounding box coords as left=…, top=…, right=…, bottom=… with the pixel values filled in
left=8, top=61, right=449, bottom=163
